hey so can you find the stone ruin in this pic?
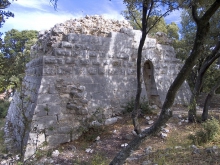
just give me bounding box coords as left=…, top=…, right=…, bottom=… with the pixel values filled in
left=4, top=15, right=191, bottom=158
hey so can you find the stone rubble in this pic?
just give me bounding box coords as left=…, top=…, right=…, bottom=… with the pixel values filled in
left=121, top=143, right=128, bottom=147
left=144, top=146, right=153, bottom=155
left=105, top=117, right=118, bottom=125
left=85, top=148, right=94, bottom=153
left=147, top=120, right=154, bottom=125
left=51, top=150, right=60, bottom=157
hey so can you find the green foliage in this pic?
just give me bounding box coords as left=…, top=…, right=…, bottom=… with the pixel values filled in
left=148, top=16, right=168, bottom=36
left=140, top=97, right=153, bottom=115
left=202, top=63, right=220, bottom=93
left=121, top=9, right=142, bottom=30
left=123, top=97, right=152, bottom=115
left=122, top=10, right=179, bottom=40
left=0, top=29, right=38, bottom=92
left=91, top=153, right=109, bottom=165
left=35, top=149, right=53, bottom=160
left=179, top=7, right=220, bottom=93
left=123, top=97, right=135, bottom=113
left=80, top=126, right=104, bottom=142
left=166, top=22, right=179, bottom=40
left=188, top=118, right=220, bottom=145
left=0, top=99, right=10, bottom=118
left=0, top=0, right=14, bottom=29
left=0, top=119, right=7, bottom=153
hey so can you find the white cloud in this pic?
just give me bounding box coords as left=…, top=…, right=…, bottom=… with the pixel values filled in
left=165, top=10, right=182, bottom=25
left=2, top=11, right=83, bottom=33
left=12, top=0, right=51, bottom=11
left=1, top=0, right=126, bottom=35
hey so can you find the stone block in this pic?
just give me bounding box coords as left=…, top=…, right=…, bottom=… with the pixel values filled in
left=48, top=85, right=58, bottom=94
left=48, top=104, right=61, bottom=115
left=99, top=52, right=107, bottom=58
left=43, top=67, right=56, bottom=75
left=87, top=67, right=97, bottom=75
left=62, top=41, right=73, bottom=48
left=69, top=90, right=84, bottom=98
left=80, top=34, right=90, bottom=42
left=57, top=66, right=72, bottom=75
left=65, top=57, right=77, bottom=64
left=85, top=83, right=102, bottom=93
left=44, top=57, right=58, bottom=64
left=76, top=76, right=93, bottom=83
left=57, top=126, right=72, bottom=134
left=124, top=61, right=135, bottom=67
left=34, top=105, right=48, bottom=117
left=37, top=94, right=61, bottom=104
left=80, top=99, right=88, bottom=104
left=105, top=117, right=118, bottom=125
left=91, top=91, right=107, bottom=100
left=54, top=48, right=72, bottom=56
left=72, top=50, right=80, bottom=57
left=89, top=51, right=98, bottom=57
left=108, top=68, right=125, bottom=75
left=48, top=134, right=70, bottom=146
left=111, top=60, right=121, bottom=67
left=74, top=44, right=87, bottom=50
left=74, top=67, right=85, bottom=75
left=38, top=84, right=49, bottom=94
left=98, top=67, right=106, bottom=75
left=80, top=58, right=90, bottom=65
left=92, top=60, right=101, bottom=65
left=68, top=33, right=80, bottom=43
left=89, top=36, right=102, bottom=45
left=127, top=69, right=136, bottom=75
left=116, top=53, right=129, bottom=59
left=66, top=103, right=80, bottom=110
left=34, top=116, right=57, bottom=129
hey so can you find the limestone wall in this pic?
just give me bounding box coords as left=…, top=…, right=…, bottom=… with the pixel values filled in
left=4, top=16, right=191, bottom=158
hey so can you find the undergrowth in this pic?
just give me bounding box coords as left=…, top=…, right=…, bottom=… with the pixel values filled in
left=123, top=97, right=153, bottom=115
left=188, top=117, right=220, bottom=145
left=0, top=100, right=10, bottom=118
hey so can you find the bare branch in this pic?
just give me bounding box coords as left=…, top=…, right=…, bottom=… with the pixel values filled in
left=201, top=0, right=220, bottom=22
left=191, top=4, right=199, bottom=24
left=129, top=9, right=142, bottom=29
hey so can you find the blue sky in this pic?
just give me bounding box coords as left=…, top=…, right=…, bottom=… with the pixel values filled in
left=1, top=0, right=182, bottom=34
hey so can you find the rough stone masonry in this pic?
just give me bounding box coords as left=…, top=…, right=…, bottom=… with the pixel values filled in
left=4, top=15, right=191, bottom=158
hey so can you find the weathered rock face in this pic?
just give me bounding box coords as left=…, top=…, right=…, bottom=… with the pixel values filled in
left=4, top=15, right=191, bottom=158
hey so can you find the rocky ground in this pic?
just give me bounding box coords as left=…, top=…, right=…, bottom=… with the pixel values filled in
left=1, top=105, right=220, bottom=165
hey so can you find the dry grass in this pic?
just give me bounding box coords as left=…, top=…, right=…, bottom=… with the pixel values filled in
left=2, top=107, right=220, bottom=165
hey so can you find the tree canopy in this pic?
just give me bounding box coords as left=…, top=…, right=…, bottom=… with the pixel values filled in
left=0, top=29, right=38, bottom=93
left=0, top=0, right=14, bottom=29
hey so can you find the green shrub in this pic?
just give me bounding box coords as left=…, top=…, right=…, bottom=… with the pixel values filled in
left=91, top=153, right=109, bottom=165
left=123, top=97, right=152, bottom=114
left=140, top=97, right=153, bottom=115
left=188, top=118, right=220, bottom=145
left=0, top=100, right=10, bottom=118
left=80, top=126, right=104, bottom=142
left=123, top=97, right=135, bottom=113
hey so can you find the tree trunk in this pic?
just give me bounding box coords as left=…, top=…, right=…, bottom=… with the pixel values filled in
left=132, top=0, right=148, bottom=135
left=110, top=1, right=220, bottom=164
left=202, top=77, right=220, bottom=121
left=188, top=41, right=220, bottom=122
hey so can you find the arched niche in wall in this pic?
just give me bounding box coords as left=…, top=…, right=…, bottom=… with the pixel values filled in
left=143, top=60, right=162, bottom=107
